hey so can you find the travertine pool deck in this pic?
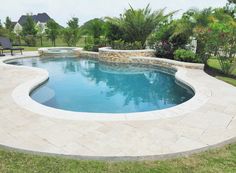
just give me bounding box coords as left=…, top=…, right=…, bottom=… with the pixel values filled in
left=0, top=51, right=236, bottom=160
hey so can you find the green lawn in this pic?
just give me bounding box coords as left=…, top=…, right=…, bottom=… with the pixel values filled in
left=14, top=36, right=86, bottom=52
left=207, top=59, right=236, bottom=75
left=215, top=76, right=236, bottom=87
left=207, top=58, right=236, bottom=87
left=0, top=143, right=236, bottom=173
left=16, top=46, right=39, bottom=51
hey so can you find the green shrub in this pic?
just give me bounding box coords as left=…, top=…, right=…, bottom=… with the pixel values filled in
left=154, top=41, right=174, bottom=58
left=23, top=35, right=37, bottom=46
left=83, top=37, right=106, bottom=52
left=218, top=56, right=236, bottom=75
left=174, top=49, right=199, bottom=63
left=83, top=43, right=94, bottom=51
left=203, top=20, right=236, bottom=75
left=62, top=18, right=80, bottom=46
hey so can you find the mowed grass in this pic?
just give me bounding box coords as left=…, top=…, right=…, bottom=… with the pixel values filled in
left=13, top=36, right=86, bottom=52
left=215, top=76, right=236, bottom=87
left=0, top=143, right=236, bottom=173
left=207, top=58, right=236, bottom=75
left=207, top=58, right=236, bottom=87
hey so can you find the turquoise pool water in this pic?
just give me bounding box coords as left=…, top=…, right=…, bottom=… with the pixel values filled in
left=7, top=57, right=194, bottom=113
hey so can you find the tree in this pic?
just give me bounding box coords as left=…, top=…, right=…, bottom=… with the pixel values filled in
left=62, top=17, right=80, bottom=46
left=80, top=18, right=107, bottom=51
left=225, top=0, right=236, bottom=17
left=81, top=18, right=106, bottom=39
left=148, top=18, right=191, bottom=59
left=21, top=15, right=37, bottom=36
left=21, top=15, right=37, bottom=46
left=0, top=22, right=16, bottom=43
left=105, top=22, right=123, bottom=43
left=1, top=17, right=16, bottom=43
left=0, top=27, right=9, bottom=37
left=106, top=4, right=174, bottom=48
left=45, top=19, right=60, bottom=46
left=179, top=9, right=213, bottom=62
left=199, top=11, right=236, bottom=74
left=36, top=23, right=45, bottom=46
left=152, top=8, right=213, bottom=62
left=5, top=16, right=13, bottom=31
left=228, top=0, right=236, bottom=4
left=14, top=24, right=22, bottom=45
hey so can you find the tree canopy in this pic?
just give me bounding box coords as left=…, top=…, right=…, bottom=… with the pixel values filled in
left=106, top=4, right=174, bottom=48
left=63, top=17, right=80, bottom=46
left=45, top=19, right=60, bottom=46
left=5, top=16, right=14, bottom=31
left=81, top=18, right=106, bottom=39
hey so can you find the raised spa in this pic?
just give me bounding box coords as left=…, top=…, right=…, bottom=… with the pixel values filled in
left=38, top=47, right=78, bottom=56
left=7, top=57, right=194, bottom=113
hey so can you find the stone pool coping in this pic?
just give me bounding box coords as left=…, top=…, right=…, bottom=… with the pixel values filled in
left=0, top=51, right=236, bottom=160
left=76, top=47, right=204, bottom=70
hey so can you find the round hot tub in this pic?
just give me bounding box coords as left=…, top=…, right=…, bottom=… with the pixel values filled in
left=38, top=47, right=81, bottom=56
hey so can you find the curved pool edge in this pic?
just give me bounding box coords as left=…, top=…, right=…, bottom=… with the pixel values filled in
left=1, top=135, right=236, bottom=161
left=1, top=52, right=209, bottom=121
left=1, top=51, right=236, bottom=159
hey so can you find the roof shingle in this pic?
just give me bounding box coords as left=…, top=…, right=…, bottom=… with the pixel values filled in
left=18, top=13, right=51, bottom=25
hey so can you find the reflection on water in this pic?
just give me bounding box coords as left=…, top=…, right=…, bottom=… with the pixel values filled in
left=7, top=57, right=194, bottom=113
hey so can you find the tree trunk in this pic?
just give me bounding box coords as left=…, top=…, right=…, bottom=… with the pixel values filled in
left=40, top=36, right=43, bottom=46
left=18, top=36, right=21, bottom=46
left=196, top=39, right=202, bottom=56
left=196, top=39, right=207, bottom=63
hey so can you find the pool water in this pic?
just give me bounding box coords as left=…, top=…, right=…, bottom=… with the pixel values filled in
left=7, top=57, right=194, bottom=113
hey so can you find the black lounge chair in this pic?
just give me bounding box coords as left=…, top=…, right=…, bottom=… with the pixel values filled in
left=0, top=49, right=5, bottom=56
left=0, top=37, right=24, bottom=56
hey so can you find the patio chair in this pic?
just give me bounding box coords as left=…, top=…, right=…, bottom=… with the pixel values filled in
left=0, top=48, right=5, bottom=56
left=0, top=37, right=24, bottom=56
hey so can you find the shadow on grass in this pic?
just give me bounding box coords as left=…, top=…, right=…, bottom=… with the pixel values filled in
left=204, top=65, right=236, bottom=86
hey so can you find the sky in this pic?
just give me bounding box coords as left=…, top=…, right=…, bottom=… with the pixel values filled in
left=0, top=0, right=228, bottom=26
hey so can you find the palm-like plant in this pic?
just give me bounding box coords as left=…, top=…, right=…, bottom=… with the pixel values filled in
left=172, top=8, right=212, bottom=36
left=169, top=8, right=213, bottom=62
left=106, top=4, right=174, bottom=48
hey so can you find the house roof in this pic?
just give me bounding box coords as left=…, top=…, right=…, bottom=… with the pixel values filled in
left=18, top=13, right=51, bottom=25
left=11, top=22, right=17, bottom=27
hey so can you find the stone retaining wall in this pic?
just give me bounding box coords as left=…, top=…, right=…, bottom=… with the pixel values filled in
left=76, top=50, right=99, bottom=59
left=98, top=47, right=156, bottom=63
left=130, top=57, right=204, bottom=70
left=74, top=47, right=204, bottom=69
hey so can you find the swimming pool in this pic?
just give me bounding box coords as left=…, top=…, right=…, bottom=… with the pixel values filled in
left=7, top=57, right=194, bottom=113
